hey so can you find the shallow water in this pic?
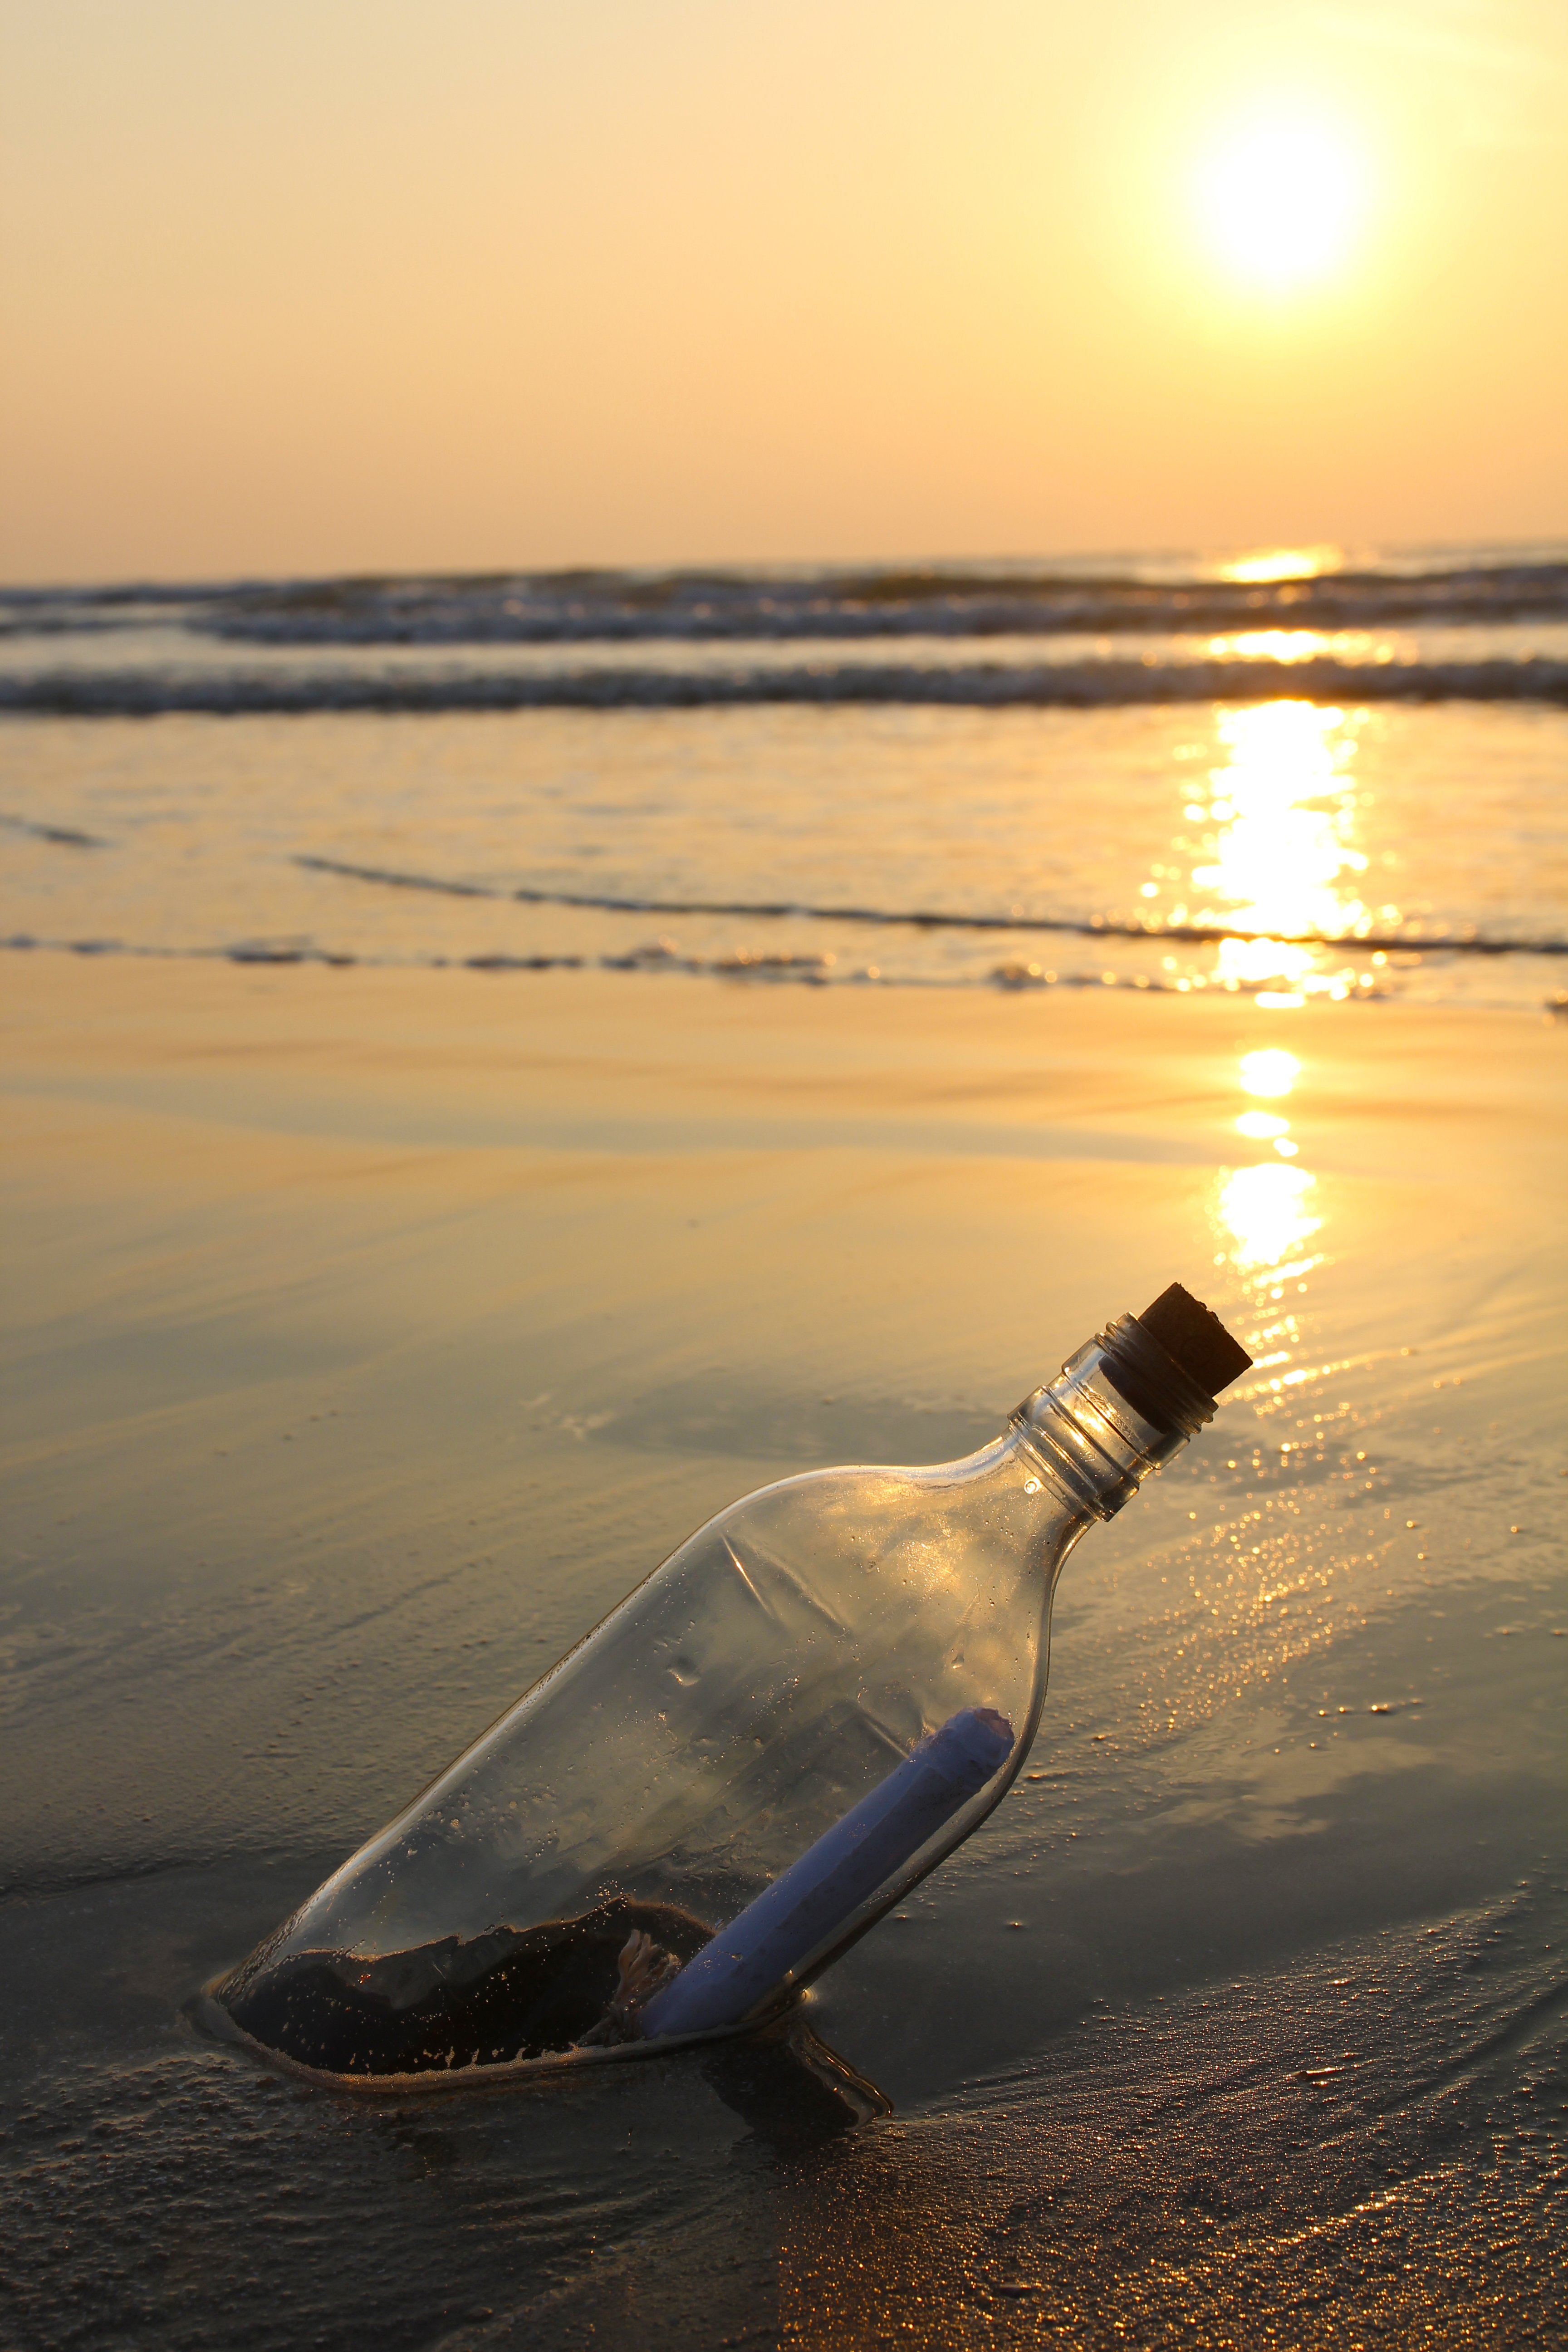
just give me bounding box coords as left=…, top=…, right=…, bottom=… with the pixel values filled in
left=2, top=547, right=1567, bottom=1014
left=3, top=700, right=1566, bottom=1010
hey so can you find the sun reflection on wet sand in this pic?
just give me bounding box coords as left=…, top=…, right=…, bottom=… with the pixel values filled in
left=1216, top=1043, right=1325, bottom=1332
left=1235, top=1107, right=1292, bottom=1145
left=1238, top=1048, right=1300, bottom=1097
left=1235, top=1044, right=1302, bottom=1153
left=1217, top=1162, right=1322, bottom=1276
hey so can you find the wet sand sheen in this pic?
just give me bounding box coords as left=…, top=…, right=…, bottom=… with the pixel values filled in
left=1, top=959, right=1563, bottom=2345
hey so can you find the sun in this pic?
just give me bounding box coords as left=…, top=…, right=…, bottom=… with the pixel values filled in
left=1193, top=112, right=1367, bottom=293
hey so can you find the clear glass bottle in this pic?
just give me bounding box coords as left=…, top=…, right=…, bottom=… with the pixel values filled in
left=215, top=1286, right=1248, bottom=2081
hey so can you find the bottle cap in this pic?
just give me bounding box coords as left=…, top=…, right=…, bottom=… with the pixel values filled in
left=1099, top=1282, right=1251, bottom=1431
left=1137, top=1283, right=1252, bottom=1397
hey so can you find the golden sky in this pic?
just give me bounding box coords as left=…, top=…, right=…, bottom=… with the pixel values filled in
left=2, top=0, right=1564, bottom=579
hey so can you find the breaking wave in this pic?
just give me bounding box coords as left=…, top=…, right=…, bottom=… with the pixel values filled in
left=6, top=554, right=1564, bottom=646
left=4, top=656, right=1566, bottom=716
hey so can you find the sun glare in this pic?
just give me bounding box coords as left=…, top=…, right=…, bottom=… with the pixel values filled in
left=1194, top=113, right=1367, bottom=293
left=1215, top=1164, right=1322, bottom=1274
left=1222, top=547, right=1343, bottom=586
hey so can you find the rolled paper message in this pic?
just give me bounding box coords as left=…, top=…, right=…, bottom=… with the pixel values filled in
left=640, top=1704, right=1014, bottom=2040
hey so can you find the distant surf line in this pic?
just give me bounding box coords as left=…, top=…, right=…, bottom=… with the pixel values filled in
left=4, top=654, right=1567, bottom=716
left=295, top=854, right=1568, bottom=959
left=7, top=550, right=1564, bottom=645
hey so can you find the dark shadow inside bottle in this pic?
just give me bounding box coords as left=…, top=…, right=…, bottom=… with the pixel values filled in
left=217, top=1898, right=714, bottom=2077
left=206, top=1896, right=894, bottom=2141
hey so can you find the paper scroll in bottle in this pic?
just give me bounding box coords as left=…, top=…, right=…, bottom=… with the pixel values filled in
left=640, top=1705, right=1014, bottom=2040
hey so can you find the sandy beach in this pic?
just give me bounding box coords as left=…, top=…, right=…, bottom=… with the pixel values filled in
left=7, top=3, right=1567, bottom=2338
left=3, top=955, right=1563, bottom=2343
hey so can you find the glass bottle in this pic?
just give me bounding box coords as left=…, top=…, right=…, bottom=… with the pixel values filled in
left=214, top=1285, right=1249, bottom=2080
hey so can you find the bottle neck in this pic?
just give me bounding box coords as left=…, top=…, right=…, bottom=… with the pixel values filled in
left=1011, top=1316, right=1219, bottom=1521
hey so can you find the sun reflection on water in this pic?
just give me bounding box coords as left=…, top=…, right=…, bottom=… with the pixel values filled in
left=1206, top=629, right=1382, bottom=665
left=1196, top=703, right=1367, bottom=939
left=1149, top=699, right=1390, bottom=1002
left=1219, top=546, right=1343, bottom=586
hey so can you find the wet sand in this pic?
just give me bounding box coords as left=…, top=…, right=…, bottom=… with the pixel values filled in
left=2, top=958, right=1564, bottom=2347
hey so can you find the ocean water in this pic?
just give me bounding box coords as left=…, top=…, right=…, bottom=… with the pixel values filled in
left=2, top=544, right=1566, bottom=1011
left=3, top=546, right=1566, bottom=2347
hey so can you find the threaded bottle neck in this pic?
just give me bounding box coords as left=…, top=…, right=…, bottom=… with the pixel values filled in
left=1010, top=1316, right=1219, bottom=1519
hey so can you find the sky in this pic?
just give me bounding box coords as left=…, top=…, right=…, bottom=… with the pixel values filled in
left=1, top=0, right=1564, bottom=580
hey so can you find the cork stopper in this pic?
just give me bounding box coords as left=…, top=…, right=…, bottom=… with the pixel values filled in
left=1137, top=1284, right=1252, bottom=1397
